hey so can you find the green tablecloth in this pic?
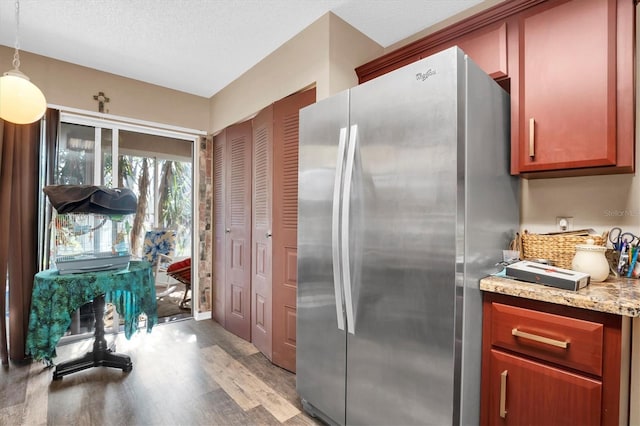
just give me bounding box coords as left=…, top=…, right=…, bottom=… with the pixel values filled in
left=26, top=260, right=158, bottom=361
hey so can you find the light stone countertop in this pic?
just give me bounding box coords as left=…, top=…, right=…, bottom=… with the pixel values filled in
left=480, top=275, right=640, bottom=317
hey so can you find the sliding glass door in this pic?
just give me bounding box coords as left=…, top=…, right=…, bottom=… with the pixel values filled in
left=52, top=116, right=196, bottom=340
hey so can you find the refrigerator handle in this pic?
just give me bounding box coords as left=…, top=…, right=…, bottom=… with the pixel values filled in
left=341, top=124, right=358, bottom=335
left=331, top=127, right=348, bottom=331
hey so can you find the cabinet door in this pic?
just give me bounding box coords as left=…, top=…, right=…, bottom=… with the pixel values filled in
left=251, top=105, right=273, bottom=359
left=517, top=0, right=616, bottom=172
left=487, top=350, right=602, bottom=425
left=212, top=131, right=226, bottom=326
left=272, top=88, right=315, bottom=372
left=224, top=121, right=253, bottom=341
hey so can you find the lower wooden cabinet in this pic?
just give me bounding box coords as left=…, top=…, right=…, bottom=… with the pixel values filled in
left=481, top=293, right=625, bottom=425
left=487, top=349, right=601, bottom=425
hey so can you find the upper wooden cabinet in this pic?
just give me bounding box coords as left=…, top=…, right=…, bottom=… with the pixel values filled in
left=453, top=22, right=508, bottom=79
left=356, top=21, right=510, bottom=83
left=355, top=0, right=635, bottom=178
left=511, top=0, right=634, bottom=176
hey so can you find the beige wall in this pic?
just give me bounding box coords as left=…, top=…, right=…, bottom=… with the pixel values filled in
left=0, top=46, right=209, bottom=132
left=327, top=14, right=384, bottom=96
left=208, top=13, right=382, bottom=134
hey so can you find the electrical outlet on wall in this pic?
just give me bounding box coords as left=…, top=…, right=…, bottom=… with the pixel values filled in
left=556, top=216, right=574, bottom=232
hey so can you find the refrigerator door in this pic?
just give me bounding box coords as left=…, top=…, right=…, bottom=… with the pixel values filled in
left=345, top=48, right=462, bottom=425
left=297, top=90, right=350, bottom=425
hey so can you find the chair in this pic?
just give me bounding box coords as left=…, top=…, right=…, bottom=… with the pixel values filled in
left=166, top=258, right=192, bottom=308
left=142, top=229, right=178, bottom=298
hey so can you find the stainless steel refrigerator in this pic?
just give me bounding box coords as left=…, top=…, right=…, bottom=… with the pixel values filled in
left=296, top=47, right=519, bottom=426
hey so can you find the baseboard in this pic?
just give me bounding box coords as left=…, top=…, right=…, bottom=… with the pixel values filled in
left=194, top=311, right=212, bottom=321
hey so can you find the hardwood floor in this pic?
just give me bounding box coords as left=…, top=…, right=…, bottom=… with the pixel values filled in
left=0, top=319, right=322, bottom=426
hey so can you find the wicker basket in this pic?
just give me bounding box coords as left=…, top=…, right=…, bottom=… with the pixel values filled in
left=520, top=231, right=606, bottom=269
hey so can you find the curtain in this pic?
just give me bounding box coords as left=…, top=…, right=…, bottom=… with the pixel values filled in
left=0, top=115, right=42, bottom=364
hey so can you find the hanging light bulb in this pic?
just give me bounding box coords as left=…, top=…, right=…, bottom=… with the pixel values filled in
left=0, top=0, right=46, bottom=124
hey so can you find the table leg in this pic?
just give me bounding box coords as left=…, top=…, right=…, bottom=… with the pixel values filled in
left=53, top=294, right=133, bottom=380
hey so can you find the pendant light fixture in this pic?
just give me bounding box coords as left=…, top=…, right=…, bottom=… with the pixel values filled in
left=0, top=0, right=46, bottom=124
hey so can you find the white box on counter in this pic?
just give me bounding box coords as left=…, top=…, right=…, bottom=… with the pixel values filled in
left=505, top=260, right=590, bottom=291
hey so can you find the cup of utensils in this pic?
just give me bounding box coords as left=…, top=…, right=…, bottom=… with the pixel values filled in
left=608, top=227, right=640, bottom=278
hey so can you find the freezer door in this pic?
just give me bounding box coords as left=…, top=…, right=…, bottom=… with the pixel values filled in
left=460, top=56, right=516, bottom=426
left=345, top=48, right=462, bottom=425
left=297, top=90, right=349, bottom=425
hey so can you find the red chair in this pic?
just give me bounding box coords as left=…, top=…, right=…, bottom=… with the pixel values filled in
left=166, top=258, right=191, bottom=309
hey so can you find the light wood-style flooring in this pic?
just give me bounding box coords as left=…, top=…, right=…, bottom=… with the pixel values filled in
left=0, top=319, right=322, bottom=426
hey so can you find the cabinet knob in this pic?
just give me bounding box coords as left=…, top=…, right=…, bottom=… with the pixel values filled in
left=225, top=228, right=230, bottom=233
left=266, top=232, right=272, bottom=238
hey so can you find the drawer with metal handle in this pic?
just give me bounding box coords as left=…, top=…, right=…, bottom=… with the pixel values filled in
left=489, top=302, right=604, bottom=376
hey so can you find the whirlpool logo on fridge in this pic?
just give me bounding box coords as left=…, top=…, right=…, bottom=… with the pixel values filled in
left=416, top=68, right=436, bottom=81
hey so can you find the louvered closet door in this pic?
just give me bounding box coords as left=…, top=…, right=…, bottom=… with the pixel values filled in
left=272, top=88, right=316, bottom=372
left=212, top=131, right=227, bottom=326
left=224, top=121, right=253, bottom=341
left=251, top=106, right=274, bottom=359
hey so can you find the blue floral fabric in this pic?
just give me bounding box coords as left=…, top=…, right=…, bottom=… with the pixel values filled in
left=142, top=230, right=176, bottom=265
left=26, top=261, right=157, bottom=362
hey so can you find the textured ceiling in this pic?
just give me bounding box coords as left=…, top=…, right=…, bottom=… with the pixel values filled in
left=0, top=0, right=486, bottom=98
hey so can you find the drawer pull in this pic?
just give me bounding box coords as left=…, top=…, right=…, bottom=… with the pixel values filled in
left=500, top=370, right=508, bottom=418
left=512, top=328, right=568, bottom=349
left=529, top=118, right=535, bottom=158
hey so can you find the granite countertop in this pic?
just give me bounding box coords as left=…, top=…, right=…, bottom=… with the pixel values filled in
left=480, top=275, right=640, bottom=317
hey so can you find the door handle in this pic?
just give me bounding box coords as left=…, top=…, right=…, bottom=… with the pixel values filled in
left=500, top=370, right=508, bottom=418
left=341, top=124, right=358, bottom=335
left=529, top=117, right=535, bottom=158
left=331, top=127, right=348, bottom=331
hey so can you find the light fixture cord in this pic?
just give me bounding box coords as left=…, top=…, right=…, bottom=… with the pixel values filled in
left=12, top=0, right=21, bottom=70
